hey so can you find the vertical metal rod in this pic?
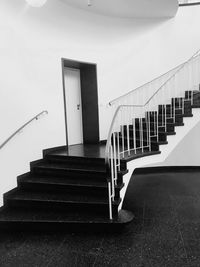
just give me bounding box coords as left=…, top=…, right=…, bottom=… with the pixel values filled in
left=117, top=132, right=120, bottom=171
left=146, top=113, right=149, bottom=145
left=148, top=112, right=151, bottom=151
left=122, top=125, right=125, bottom=158
left=171, top=99, right=173, bottom=118
left=108, top=182, right=113, bottom=220
left=182, top=98, right=185, bottom=115
left=156, top=109, right=159, bottom=141
left=139, top=118, right=142, bottom=149
left=164, top=105, right=167, bottom=132
left=110, top=145, right=115, bottom=199
left=133, top=118, right=136, bottom=154
left=141, top=117, right=144, bottom=153
left=173, top=98, right=176, bottom=123
left=113, top=132, right=117, bottom=185
left=191, top=91, right=194, bottom=105
left=127, top=124, right=130, bottom=156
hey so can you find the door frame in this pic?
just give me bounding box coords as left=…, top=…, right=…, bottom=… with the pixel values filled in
left=61, top=58, right=100, bottom=146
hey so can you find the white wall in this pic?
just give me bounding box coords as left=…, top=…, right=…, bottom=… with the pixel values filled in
left=164, top=119, right=200, bottom=166
left=147, top=112, right=200, bottom=167
left=1, top=0, right=200, bottom=204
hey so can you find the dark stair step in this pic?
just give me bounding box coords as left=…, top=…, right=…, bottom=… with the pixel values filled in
left=32, top=161, right=107, bottom=173
left=192, top=104, right=200, bottom=108
left=45, top=154, right=105, bottom=166
left=17, top=173, right=124, bottom=198
left=30, top=161, right=127, bottom=183
left=118, top=136, right=160, bottom=151
left=45, top=155, right=127, bottom=172
left=127, top=123, right=175, bottom=133
left=0, top=207, right=134, bottom=232
left=158, top=106, right=183, bottom=116
left=4, top=189, right=121, bottom=216
left=121, top=128, right=167, bottom=142
left=185, top=91, right=200, bottom=105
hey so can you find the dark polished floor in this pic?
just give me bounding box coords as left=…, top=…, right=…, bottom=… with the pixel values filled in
left=1, top=170, right=200, bottom=267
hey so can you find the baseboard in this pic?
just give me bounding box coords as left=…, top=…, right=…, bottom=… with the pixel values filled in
left=134, top=166, right=200, bottom=174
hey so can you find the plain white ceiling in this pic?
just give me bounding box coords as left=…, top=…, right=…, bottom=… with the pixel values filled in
left=61, top=0, right=178, bottom=18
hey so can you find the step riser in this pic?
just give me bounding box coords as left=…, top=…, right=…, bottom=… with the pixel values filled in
left=123, top=124, right=175, bottom=133
left=117, top=142, right=159, bottom=152
left=121, top=131, right=167, bottom=142
left=45, top=155, right=105, bottom=167
left=4, top=199, right=118, bottom=216
left=32, top=167, right=106, bottom=179
left=31, top=167, right=124, bottom=184
left=18, top=182, right=121, bottom=199
left=0, top=221, right=125, bottom=232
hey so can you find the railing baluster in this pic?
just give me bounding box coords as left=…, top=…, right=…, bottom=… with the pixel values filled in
left=133, top=118, right=136, bottom=154
left=141, top=116, right=144, bottom=152
left=121, top=125, right=125, bottom=158
left=110, top=145, right=115, bottom=200
left=127, top=123, right=130, bottom=156
left=117, top=132, right=120, bottom=171
left=113, top=132, right=117, bottom=185
left=108, top=181, right=113, bottom=220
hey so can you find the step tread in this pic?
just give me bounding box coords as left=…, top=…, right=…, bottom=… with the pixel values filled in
left=18, top=173, right=123, bottom=189
left=5, top=189, right=120, bottom=205
left=33, top=162, right=107, bottom=173
left=119, top=136, right=167, bottom=145
left=0, top=207, right=133, bottom=224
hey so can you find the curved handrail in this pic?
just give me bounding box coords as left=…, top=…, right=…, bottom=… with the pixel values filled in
left=109, top=62, right=184, bottom=106
left=109, top=49, right=200, bottom=107
left=105, top=48, right=200, bottom=168
left=0, top=110, right=48, bottom=150
left=105, top=105, right=139, bottom=171
left=105, top=48, right=200, bottom=220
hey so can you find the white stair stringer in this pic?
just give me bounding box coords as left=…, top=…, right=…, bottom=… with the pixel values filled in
left=119, top=108, right=200, bottom=210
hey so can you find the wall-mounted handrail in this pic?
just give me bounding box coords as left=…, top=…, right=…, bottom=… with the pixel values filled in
left=0, top=110, right=48, bottom=150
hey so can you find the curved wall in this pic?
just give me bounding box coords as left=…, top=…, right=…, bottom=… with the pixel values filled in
left=0, top=0, right=200, bottom=204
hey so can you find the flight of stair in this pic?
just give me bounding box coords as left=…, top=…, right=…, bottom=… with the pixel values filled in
left=0, top=90, right=199, bottom=231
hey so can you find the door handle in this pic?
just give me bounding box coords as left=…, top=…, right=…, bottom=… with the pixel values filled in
left=77, top=104, right=80, bottom=110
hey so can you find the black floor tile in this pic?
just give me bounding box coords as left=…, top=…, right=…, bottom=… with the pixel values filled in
left=184, top=239, right=200, bottom=266
left=172, top=196, right=200, bottom=222
left=47, top=250, right=96, bottom=267
left=1, top=170, right=200, bottom=266
left=144, top=217, right=181, bottom=241
left=142, top=238, right=188, bottom=267
left=0, top=233, right=65, bottom=267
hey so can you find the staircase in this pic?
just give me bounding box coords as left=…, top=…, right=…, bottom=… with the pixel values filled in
left=1, top=50, right=200, bottom=231
left=0, top=144, right=134, bottom=231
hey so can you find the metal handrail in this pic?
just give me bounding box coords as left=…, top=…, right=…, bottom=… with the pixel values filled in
left=106, top=49, right=200, bottom=165
left=105, top=105, right=138, bottom=168
left=0, top=110, right=48, bottom=150
left=109, top=50, right=200, bottom=106
left=105, top=48, right=200, bottom=220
